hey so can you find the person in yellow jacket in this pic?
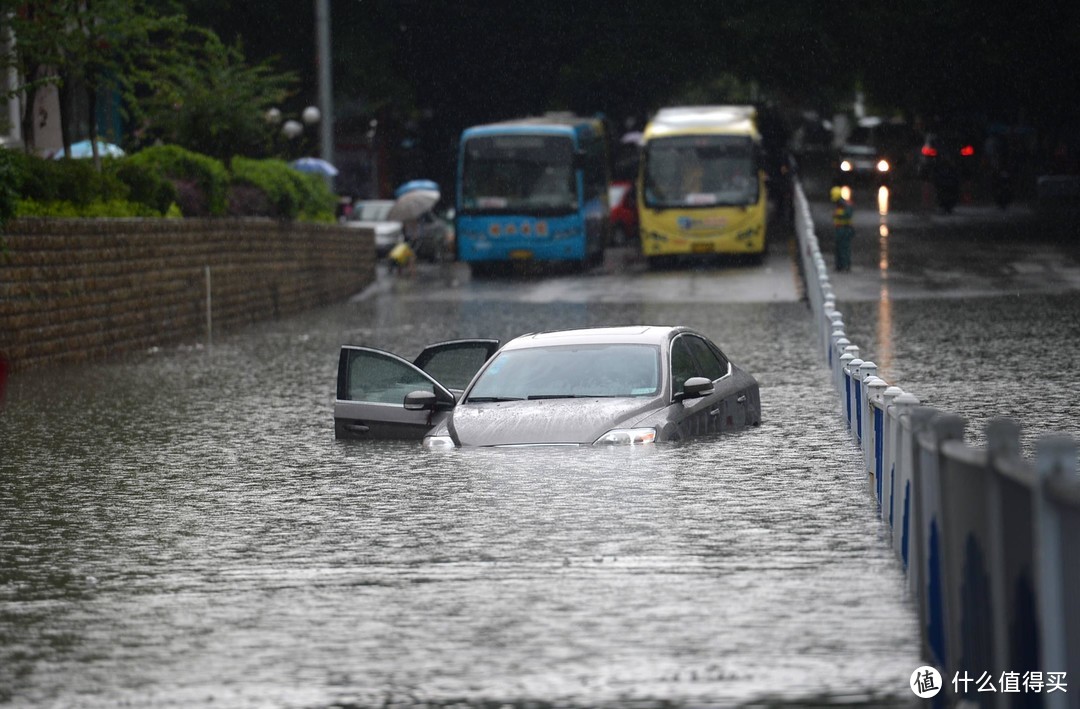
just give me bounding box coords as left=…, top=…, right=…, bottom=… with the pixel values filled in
left=387, top=240, right=416, bottom=277
left=831, top=186, right=854, bottom=272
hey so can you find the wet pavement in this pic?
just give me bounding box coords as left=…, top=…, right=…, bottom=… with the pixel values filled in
left=1, top=180, right=1077, bottom=707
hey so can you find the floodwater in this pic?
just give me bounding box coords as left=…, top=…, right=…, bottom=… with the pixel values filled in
left=0, top=279, right=930, bottom=708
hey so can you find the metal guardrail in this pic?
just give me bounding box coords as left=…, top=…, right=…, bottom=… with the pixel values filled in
left=793, top=180, right=1079, bottom=707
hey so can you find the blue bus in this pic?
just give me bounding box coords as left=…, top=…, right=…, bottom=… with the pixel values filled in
left=455, top=115, right=609, bottom=272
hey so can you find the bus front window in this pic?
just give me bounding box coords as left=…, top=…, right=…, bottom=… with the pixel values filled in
left=644, top=135, right=759, bottom=208
left=461, top=135, right=578, bottom=215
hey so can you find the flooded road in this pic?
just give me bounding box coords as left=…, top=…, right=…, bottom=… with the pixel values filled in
left=3, top=196, right=1077, bottom=707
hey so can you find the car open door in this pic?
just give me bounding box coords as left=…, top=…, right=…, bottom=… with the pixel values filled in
left=335, top=339, right=499, bottom=440
left=413, top=339, right=500, bottom=393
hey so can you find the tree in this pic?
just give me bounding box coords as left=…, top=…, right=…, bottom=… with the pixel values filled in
left=0, top=1, right=296, bottom=165
left=134, top=31, right=297, bottom=160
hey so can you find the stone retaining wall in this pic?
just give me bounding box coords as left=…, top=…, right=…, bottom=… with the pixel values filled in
left=0, top=218, right=374, bottom=372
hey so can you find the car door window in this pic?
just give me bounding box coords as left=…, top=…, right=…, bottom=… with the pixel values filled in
left=683, top=335, right=729, bottom=381
left=413, top=340, right=499, bottom=391
left=339, top=348, right=447, bottom=404
left=670, top=337, right=698, bottom=395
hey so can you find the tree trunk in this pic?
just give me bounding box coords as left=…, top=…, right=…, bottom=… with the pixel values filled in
left=58, top=72, right=73, bottom=159
left=88, top=85, right=100, bottom=171
left=19, top=85, right=36, bottom=155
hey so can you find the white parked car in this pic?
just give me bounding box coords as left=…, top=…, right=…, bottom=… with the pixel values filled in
left=346, top=200, right=403, bottom=257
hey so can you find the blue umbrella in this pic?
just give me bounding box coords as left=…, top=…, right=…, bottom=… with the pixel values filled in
left=290, top=157, right=339, bottom=177
left=53, top=139, right=125, bottom=159
left=394, top=179, right=439, bottom=198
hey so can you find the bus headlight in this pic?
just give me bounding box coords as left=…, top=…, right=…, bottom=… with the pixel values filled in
left=594, top=427, right=657, bottom=445
left=877, top=159, right=890, bottom=173
left=840, top=160, right=852, bottom=172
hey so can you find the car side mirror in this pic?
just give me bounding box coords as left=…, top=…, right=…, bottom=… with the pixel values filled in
left=680, top=376, right=715, bottom=400
left=404, top=390, right=438, bottom=411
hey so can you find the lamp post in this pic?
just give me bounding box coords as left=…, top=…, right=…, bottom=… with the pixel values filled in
left=265, top=106, right=321, bottom=159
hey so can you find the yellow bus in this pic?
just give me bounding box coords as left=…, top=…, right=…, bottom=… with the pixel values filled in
left=637, top=105, right=767, bottom=266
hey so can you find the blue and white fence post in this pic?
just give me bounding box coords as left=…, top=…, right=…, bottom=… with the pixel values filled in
left=936, top=414, right=998, bottom=705
left=984, top=418, right=1028, bottom=701
left=879, top=386, right=904, bottom=530
left=889, top=392, right=921, bottom=570
left=845, top=358, right=864, bottom=437
left=864, top=376, right=888, bottom=498
left=1034, top=436, right=1079, bottom=709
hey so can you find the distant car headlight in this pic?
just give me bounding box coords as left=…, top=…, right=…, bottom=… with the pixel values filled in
left=840, top=160, right=852, bottom=172
left=593, top=427, right=657, bottom=445
left=423, top=435, right=457, bottom=449
left=877, top=159, right=890, bottom=173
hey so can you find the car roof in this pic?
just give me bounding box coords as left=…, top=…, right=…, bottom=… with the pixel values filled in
left=500, top=326, right=688, bottom=351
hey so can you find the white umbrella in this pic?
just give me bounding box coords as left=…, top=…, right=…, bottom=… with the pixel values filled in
left=387, top=187, right=440, bottom=222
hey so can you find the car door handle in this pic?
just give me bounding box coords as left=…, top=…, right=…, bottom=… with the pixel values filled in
left=344, top=423, right=370, bottom=434
left=708, top=408, right=721, bottom=416
left=736, top=395, right=747, bottom=404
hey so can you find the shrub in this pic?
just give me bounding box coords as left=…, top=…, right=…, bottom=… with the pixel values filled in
left=226, top=182, right=273, bottom=217
left=11, top=152, right=128, bottom=206
left=0, top=149, right=23, bottom=227
left=106, top=160, right=178, bottom=215
left=15, top=198, right=164, bottom=218
left=228, top=156, right=337, bottom=222
left=125, top=145, right=229, bottom=216
left=228, top=157, right=300, bottom=219
left=6, top=145, right=336, bottom=222
left=284, top=168, right=337, bottom=222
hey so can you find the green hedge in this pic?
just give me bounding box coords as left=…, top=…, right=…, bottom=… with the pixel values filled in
left=3, top=146, right=336, bottom=222
left=228, top=157, right=336, bottom=222
left=124, top=145, right=229, bottom=216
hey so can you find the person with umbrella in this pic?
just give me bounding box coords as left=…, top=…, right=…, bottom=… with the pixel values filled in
left=386, top=180, right=441, bottom=276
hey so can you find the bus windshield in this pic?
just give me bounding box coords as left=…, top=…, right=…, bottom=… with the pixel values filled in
left=643, top=135, right=758, bottom=208
left=461, top=135, right=578, bottom=215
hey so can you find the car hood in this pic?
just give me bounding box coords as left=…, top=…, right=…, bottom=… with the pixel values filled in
left=449, top=396, right=661, bottom=446
left=841, top=144, right=877, bottom=157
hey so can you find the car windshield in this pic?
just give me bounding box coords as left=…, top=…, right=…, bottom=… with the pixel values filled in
left=353, top=201, right=395, bottom=221
left=460, top=134, right=578, bottom=215
left=643, top=134, right=758, bottom=208
left=465, top=343, right=661, bottom=401
left=847, top=126, right=874, bottom=146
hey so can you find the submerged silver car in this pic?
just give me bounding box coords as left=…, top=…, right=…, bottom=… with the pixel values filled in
left=334, top=326, right=761, bottom=447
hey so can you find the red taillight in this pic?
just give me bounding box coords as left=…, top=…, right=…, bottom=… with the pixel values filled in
left=921, top=145, right=938, bottom=157
left=960, top=145, right=975, bottom=156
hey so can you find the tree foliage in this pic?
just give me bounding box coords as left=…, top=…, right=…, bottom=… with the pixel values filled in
left=134, top=32, right=297, bottom=160
left=0, top=0, right=297, bottom=162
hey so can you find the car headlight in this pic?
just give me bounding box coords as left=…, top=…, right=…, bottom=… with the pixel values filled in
left=877, top=159, right=890, bottom=172
left=840, top=160, right=852, bottom=172
left=593, top=427, right=657, bottom=445
left=423, top=435, right=457, bottom=449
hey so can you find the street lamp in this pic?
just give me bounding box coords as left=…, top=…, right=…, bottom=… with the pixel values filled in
left=266, top=105, right=321, bottom=157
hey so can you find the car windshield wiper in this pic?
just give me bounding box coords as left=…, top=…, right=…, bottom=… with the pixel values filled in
left=465, top=396, right=525, bottom=403
left=527, top=394, right=582, bottom=400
